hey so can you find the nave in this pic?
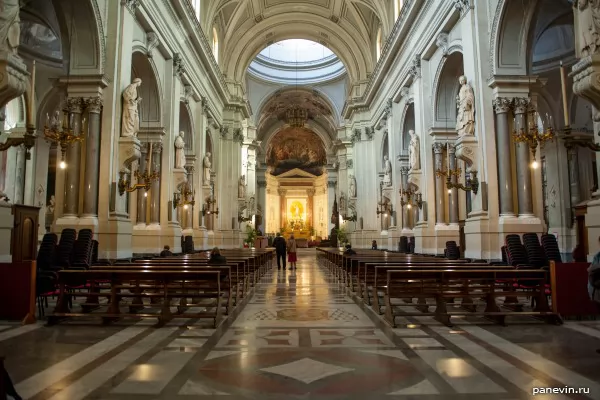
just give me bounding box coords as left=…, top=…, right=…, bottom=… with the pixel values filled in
left=1, top=249, right=600, bottom=400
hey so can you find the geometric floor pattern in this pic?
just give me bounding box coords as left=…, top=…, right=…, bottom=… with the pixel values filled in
left=2, top=248, right=600, bottom=399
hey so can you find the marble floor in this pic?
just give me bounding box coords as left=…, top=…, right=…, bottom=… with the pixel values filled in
left=3, top=248, right=600, bottom=399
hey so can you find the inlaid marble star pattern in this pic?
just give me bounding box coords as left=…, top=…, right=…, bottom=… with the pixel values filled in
left=216, top=329, right=299, bottom=348
left=310, top=329, right=395, bottom=347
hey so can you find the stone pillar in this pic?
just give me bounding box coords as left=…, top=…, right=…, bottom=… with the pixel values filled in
left=567, top=145, right=581, bottom=216
left=149, top=143, right=162, bottom=225
left=513, top=98, right=534, bottom=217
left=257, top=179, right=267, bottom=233
left=63, top=98, right=84, bottom=217
left=279, top=188, right=287, bottom=230
left=448, top=144, right=459, bottom=225
left=13, top=144, right=26, bottom=204
left=136, top=143, right=148, bottom=225
left=186, top=166, right=194, bottom=229
left=307, top=189, right=315, bottom=230
left=82, top=97, right=103, bottom=218
left=400, top=167, right=409, bottom=229
left=433, top=142, right=446, bottom=225
left=493, top=97, right=515, bottom=217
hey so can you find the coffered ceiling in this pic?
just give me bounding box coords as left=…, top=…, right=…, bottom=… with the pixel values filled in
left=204, top=0, right=392, bottom=84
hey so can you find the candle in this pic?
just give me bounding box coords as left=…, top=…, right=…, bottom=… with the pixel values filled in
left=446, top=143, right=450, bottom=171
left=560, top=61, right=569, bottom=126
left=29, top=60, right=36, bottom=126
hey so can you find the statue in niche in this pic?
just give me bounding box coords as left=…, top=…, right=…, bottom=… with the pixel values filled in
left=174, top=131, right=186, bottom=169
left=408, top=130, right=420, bottom=171
left=383, top=155, right=392, bottom=186
left=203, top=152, right=212, bottom=184
left=46, top=195, right=55, bottom=215
left=575, top=0, right=600, bottom=57
left=121, top=78, right=142, bottom=137
left=349, top=175, right=357, bottom=198
left=0, top=0, right=20, bottom=54
left=456, top=75, right=475, bottom=136
left=238, top=175, right=246, bottom=198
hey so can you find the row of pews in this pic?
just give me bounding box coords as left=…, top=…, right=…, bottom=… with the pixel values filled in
left=316, top=248, right=562, bottom=327
left=46, top=249, right=274, bottom=327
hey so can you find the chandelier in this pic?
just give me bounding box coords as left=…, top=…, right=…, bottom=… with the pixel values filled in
left=44, top=109, right=85, bottom=169
left=285, top=105, right=308, bottom=128
left=512, top=109, right=554, bottom=169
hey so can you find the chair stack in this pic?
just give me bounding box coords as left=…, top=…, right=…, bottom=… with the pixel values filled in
left=183, top=236, right=194, bottom=254
left=91, top=240, right=99, bottom=265
left=37, top=233, right=58, bottom=272
left=72, top=229, right=93, bottom=268
left=522, top=233, right=548, bottom=268
left=445, top=241, right=460, bottom=260
left=398, top=236, right=408, bottom=253
left=56, top=229, right=77, bottom=267
left=505, top=234, right=530, bottom=267
left=408, top=237, right=415, bottom=254
left=541, top=234, right=562, bottom=263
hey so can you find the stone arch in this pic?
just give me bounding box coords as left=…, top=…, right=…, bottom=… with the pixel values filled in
left=433, top=51, right=464, bottom=127
left=179, top=102, right=194, bottom=151
left=131, top=51, right=162, bottom=125
left=259, top=122, right=333, bottom=162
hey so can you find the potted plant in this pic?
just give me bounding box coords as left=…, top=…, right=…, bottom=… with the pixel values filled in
left=308, top=225, right=316, bottom=240
left=335, top=227, right=348, bottom=248
left=244, top=225, right=257, bottom=248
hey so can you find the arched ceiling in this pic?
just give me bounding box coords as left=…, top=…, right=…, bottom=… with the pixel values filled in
left=206, top=0, right=390, bottom=85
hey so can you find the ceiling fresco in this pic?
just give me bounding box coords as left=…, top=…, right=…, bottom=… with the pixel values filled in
left=267, top=127, right=327, bottom=176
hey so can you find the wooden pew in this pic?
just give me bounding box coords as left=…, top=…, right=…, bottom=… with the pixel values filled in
left=48, top=269, right=226, bottom=327
left=383, top=269, right=561, bottom=327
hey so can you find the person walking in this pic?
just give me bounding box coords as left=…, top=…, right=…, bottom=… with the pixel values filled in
left=287, top=234, right=298, bottom=270
left=273, top=233, right=287, bottom=270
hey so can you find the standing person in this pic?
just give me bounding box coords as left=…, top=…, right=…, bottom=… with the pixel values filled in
left=588, top=236, right=600, bottom=353
left=273, top=233, right=287, bottom=270
left=287, top=234, right=298, bottom=270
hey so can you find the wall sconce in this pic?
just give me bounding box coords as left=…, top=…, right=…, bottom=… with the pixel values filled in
left=446, top=171, right=479, bottom=195
left=173, top=184, right=195, bottom=209
left=238, top=213, right=252, bottom=223
left=341, top=210, right=357, bottom=222
left=118, top=169, right=159, bottom=195
left=512, top=109, right=554, bottom=169
left=202, top=198, right=219, bottom=218
left=44, top=110, right=85, bottom=169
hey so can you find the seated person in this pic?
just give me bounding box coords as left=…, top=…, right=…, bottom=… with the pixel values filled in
left=371, top=240, right=378, bottom=250
left=160, top=245, right=173, bottom=257
left=208, top=247, right=227, bottom=265
left=344, top=244, right=356, bottom=255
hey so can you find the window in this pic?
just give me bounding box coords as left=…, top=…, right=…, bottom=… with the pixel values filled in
left=394, top=0, right=404, bottom=20
left=191, top=0, right=200, bottom=20
left=376, top=27, right=382, bottom=61
left=212, top=27, right=219, bottom=61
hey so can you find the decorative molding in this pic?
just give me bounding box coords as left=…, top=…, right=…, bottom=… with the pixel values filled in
left=330, top=15, right=339, bottom=23
left=85, top=97, right=103, bottom=114
left=277, top=188, right=287, bottom=196
left=346, top=159, right=353, bottom=169
left=146, top=32, right=159, bottom=58
left=219, top=126, right=229, bottom=139
left=201, top=96, right=209, bottom=114
left=254, top=14, right=264, bottom=23
left=121, top=0, right=140, bottom=13
left=436, top=33, right=449, bottom=55
left=183, top=84, right=193, bottom=104
left=400, top=87, right=410, bottom=98
left=351, top=128, right=361, bottom=143
left=454, top=0, right=471, bottom=15
left=512, top=97, right=529, bottom=115
left=327, top=180, right=336, bottom=188
left=66, top=97, right=84, bottom=114
left=447, top=143, right=456, bottom=155
left=408, top=54, right=421, bottom=79
left=173, top=53, right=185, bottom=77
left=364, top=126, right=375, bottom=140
left=233, top=128, right=243, bottom=143
left=492, top=97, right=512, bottom=114
left=432, top=142, right=445, bottom=154
left=307, top=188, right=316, bottom=196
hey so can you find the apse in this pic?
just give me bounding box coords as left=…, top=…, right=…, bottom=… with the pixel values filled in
left=266, top=127, right=327, bottom=176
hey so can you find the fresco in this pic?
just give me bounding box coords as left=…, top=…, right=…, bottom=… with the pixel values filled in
left=267, top=128, right=326, bottom=175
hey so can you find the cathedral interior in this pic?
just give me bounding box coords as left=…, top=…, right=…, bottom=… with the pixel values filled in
left=1, top=0, right=600, bottom=399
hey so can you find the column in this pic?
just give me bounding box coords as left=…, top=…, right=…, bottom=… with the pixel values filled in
left=82, top=97, right=102, bottom=217
left=493, top=97, right=515, bottom=217
left=448, top=144, right=459, bottom=225
left=257, top=180, right=266, bottom=233
left=433, top=142, right=446, bottom=225
left=279, top=189, right=286, bottom=230
left=400, top=167, right=409, bottom=229
left=513, top=98, right=534, bottom=216
left=307, top=189, right=315, bottom=230
left=13, top=144, right=25, bottom=204
left=186, top=166, right=194, bottom=229
left=136, top=143, right=148, bottom=225
left=63, top=98, right=84, bottom=217
left=567, top=145, right=580, bottom=214
left=149, top=143, right=162, bottom=225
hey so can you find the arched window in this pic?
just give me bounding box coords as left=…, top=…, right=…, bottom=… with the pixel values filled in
left=394, top=0, right=404, bottom=20
left=376, top=27, right=383, bottom=61
left=191, top=0, right=201, bottom=20
left=212, top=27, right=219, bottom=61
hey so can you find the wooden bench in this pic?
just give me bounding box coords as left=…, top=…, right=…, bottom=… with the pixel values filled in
left=383, top=269, right=561, bottom=327
left=48, top=269, right=226, bottom=327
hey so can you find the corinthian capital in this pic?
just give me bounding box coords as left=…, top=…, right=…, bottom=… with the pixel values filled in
left=512, top=97, right=530, bottom=115
left=66, top=97, right=84, bottom=113
left=85, top=97, right=103, bottom=114
left=493, top=97, right=512, bottom=114
left=432, top=142, right=445, bottom=154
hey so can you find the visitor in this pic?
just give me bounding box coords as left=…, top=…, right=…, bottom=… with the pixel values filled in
left=344, top=244, right=356, bottom=255
left=588, top=236, right=600, bottom=354
left=208, top=247, right=227, bottom=265
left=287, top=234, right=298, bottom=269
left=273, top=232, right=287, bottom=270
left=160, top=245, right=173, bottom=257
left=371, top=240, right=378, bottom=250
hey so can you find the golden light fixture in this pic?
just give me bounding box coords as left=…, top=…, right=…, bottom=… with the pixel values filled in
left=512, top=109, right=554, bottom=167
left=44, top=109, right=85, bottom=169
left=118, top=142, right=160, bottom=195
left=174, top=182, right=195, bottom=209
left=285, top=105, right=308, bottom=128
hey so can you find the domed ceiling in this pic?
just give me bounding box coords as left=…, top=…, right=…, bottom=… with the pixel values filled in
left=266, top=127, right=327, bottom=176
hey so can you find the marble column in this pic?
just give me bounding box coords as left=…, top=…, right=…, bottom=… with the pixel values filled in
left=307, top=189, right=315, bottom=230
left=567, top=145, right=581, bottom=213
left=82, top=97, right=103, bottom=218
left=13, top=144, right=25, bottom=204
left=149, top=143, right=162, bottom=225
left=63, top=98, right=84, bottom=217
left=493, top=97, right=515, bottom=217
left=136, top=143, right=148, bottom=225
left=186, top=166, right=194, bottom=229
left=448, top=144, right=459, bottom=225
left=513, top=98, right=534, bottom=216
left=279, top=189, right=287, bottom=230
left=433, top=142, right=446, bottom=225
left=400, top=167, right=409, bottom=229
left=257, top=180, right=266, bottom=233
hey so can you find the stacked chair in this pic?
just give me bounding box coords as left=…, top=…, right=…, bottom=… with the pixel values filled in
left=398, top=236, right=408, bottom=253
left=445, top=241, right=460, bottom=260
left=72, top=229, right=93, bottom=268
left=91, top=240, right=99, bottom=265
left=56, top=228, right=77, bottom=267
left=541, top=234, right=562, bottom=263
left=408, top=237, right=415, bottom=254
left=37, top=233, right=58, bottom=272
left=183, top=236, right=194, bottom=254
left=504, top=234, right=530, bottom=267
left=522, top=233, right=548, bottom=268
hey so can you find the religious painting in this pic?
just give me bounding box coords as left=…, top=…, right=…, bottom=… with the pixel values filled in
left=286, top=198, right=307, bottom=230
left=267, top=128, right=326, bottom=176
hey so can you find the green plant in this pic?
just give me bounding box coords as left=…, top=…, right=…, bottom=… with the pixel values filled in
left=308, top=225, right=315, bottom=236
left=244, top=225, right=257, bottom=245
left=335, top=227, right=348, bottom=246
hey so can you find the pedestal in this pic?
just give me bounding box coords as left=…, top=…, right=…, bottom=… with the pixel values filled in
left=407, top=169, right=422, bottom=191
left=0, top=50, right=28, bottom=109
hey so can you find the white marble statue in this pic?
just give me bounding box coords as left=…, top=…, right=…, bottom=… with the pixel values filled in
left=383, top=155, right=392, bottom=186
left=203, top=152, right=212, bottom=184
left=0, top=0, right=21, bottom=54
left=456, top=75, right=475, bottom=136
left=238, top=175, right=246, bottom=198
left=408, top=130, right=420, bottom=171
left=576, top=0, right=600, bottom=57
left=174, top=131, right=186, bottom=169
left=349, top=175, right=357, bottom=198
left=121, top=78, right=142, bottom=137
left=46, top=195, right=55, bottom=214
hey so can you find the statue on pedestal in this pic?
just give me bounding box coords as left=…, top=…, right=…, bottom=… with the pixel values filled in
left=0, top=0, right=21, bottom=55
left=46, top=195, right=55, bottom=215
left=238, top=175, right=246, bottom=198
left=121, top=78, right=142, bottom=137
left=383, top=155, right=392, bottom=186
left=203, top=152, right=212, bottom=184
left=408, top=130, right=420, bottom=171
left=575, top=0, right=600, bottom=57
left=349, top=175, right=357, bottom=198
left=174, top=131, right=186, bottom=169
left=456, top=75, right=475, bottom=137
